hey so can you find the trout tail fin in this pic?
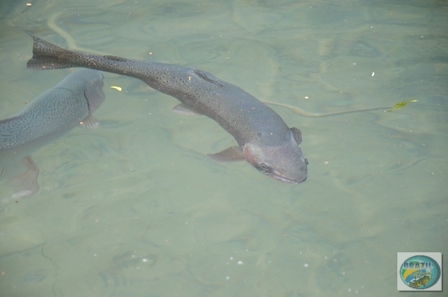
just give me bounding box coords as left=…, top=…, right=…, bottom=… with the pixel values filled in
left=27, top=35, right=75, bottom=69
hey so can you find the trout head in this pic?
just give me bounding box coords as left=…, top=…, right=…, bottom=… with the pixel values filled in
left=243, top=127, right=308, bottom=183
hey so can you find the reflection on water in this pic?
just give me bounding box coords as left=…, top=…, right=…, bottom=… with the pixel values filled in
left=0, top=0, right=447, bottom=296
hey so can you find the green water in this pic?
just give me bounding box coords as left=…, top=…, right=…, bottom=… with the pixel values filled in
left=0, top=0, right=447, bottom=296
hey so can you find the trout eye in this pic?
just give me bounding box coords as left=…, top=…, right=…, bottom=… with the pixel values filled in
left=258, top=163, right=272, bottom=173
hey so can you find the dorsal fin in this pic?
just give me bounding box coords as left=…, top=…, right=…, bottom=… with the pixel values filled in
left=193, top=69, right=224, bottom=87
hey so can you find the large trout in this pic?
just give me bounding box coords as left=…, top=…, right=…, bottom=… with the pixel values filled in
left=27, top=36, right=307, bottom=183
left=0, top=69, right=105, bottom=198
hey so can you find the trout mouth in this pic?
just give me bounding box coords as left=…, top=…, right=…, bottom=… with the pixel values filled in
left=254, top=162, right=307, bottom=184
left=271, top=172, right=307, bottom=184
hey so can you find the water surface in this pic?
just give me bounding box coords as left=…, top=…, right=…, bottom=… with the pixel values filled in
left=0, top=0, right=447, bottom=296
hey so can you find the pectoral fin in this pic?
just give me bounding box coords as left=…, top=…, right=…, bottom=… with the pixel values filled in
left=80, top=114, right=99, bottom=128
left=207, top=146, right=245, bottom=162
left=172, top=103, right=203, bottom=116
left=10, top=156, right=40, bottom=199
